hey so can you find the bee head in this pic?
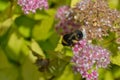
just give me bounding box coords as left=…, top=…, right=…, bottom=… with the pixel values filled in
left=75, top=30, right=83, bottom=40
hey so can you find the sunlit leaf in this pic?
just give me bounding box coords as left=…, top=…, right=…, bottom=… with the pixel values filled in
left=21, top=57, right=41, bottom=80
left=0, top=47, right=19, bottom=80
left=0, top=18, right=13, bottom=36
left=104, top=71, right=114, bottom=80
left=31, top=39, right=45, bottom=58
left=111, top=53, right=120, bottom=66
left=0, top=48, right=13, bottom=68
left=57, top=65, right=74, bottom=80
left=15, top=15, right=36, bottom=38
left=5, top=32, right=26, bottom=62
left=71, top=0, right=79, bottom=8
left=39, top=31, right=60, bottom=51
left=32, top=15, right=54, bottom=40
left=0, top=0, right=10, bottom=11
left=108, top=0, right=119, bottom=9
left=110, top=64, right=120, bottom=79
left=0, top=67, right=19, bottom=80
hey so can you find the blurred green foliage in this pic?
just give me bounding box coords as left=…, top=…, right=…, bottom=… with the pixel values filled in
left=0, top=0, right=120, bottom=80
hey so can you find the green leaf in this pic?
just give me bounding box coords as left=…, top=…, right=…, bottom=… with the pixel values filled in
left=104, top=71, right=114, bottom=80
left=15, top=15, right=36, bottom=27
left=0, top=48, right=13, bottom=69
left=32, top=15, right=54, bottom=41
left=0, top=67, right=19, bottom=80
left=108, top=0, right=119, bottom=9
left=71, top=0, right=79, bottom=8
left=111, top=53, right=120, bottom=66
left=0, top=18, right=13, bottom=36
left=18, top=25, right=31, bottom=38
left=110, top=64, right=120, bottom=79
left=31, top=39, right=45, bottom=58
left=57, top=65, right=74, bottom=80
left=0, top=47, right=19, bottom=80
left=21, top=57, right=42, bottom=80
left=15, top=15, right=36, bottom=38
left=0, top=0, right=9, bottom=12
left=39, top=31, right=60, bottom=51
left=5, top=32, right=26, bottom=62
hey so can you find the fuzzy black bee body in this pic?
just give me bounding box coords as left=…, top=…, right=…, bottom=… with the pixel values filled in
left=62, top=30, right=83, bottom=46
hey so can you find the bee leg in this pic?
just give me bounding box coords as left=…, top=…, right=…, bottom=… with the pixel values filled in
left=72, top=40, right=78, bottom=43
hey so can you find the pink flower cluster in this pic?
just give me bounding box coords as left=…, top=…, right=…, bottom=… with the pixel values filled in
left=55, top=0, right=120, bottom=40
left=72, top=39, right=110, bottom=80
left=55, top=6, right=80, bottom=35
left=18, top=0, right=48, bottom=14
left=55, top=6, right=70, bottom=21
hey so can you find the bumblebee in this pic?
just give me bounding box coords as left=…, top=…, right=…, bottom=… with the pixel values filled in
left=62, top=30, right=83, bottom=46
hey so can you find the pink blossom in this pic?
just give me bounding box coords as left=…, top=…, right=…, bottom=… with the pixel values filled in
left=55, top=6, right=80, bottom=35
left=18, top=0, right=48, bottom=14
left=55, top=20, right=80, bottom=35
left=55, top=6, right=70, bottom=21
left=71, top=39, right=110, bottom=80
